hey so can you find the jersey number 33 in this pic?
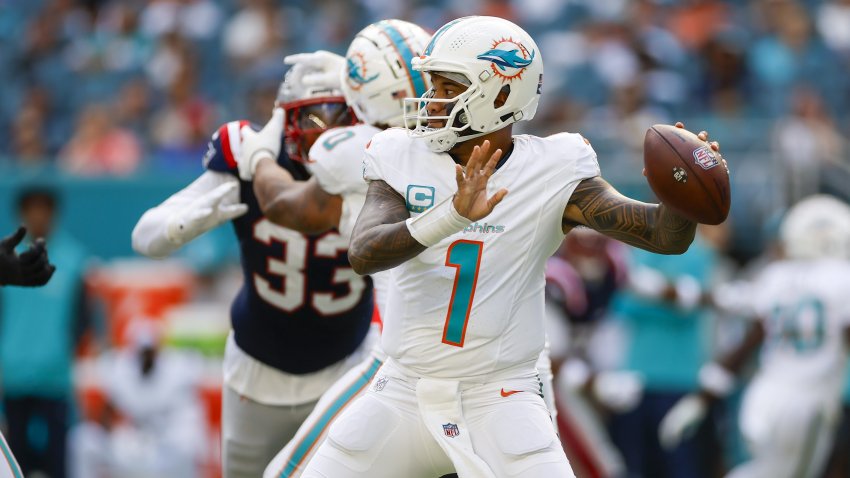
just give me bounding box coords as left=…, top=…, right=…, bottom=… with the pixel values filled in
left=253, top=219, right=367, bottom=315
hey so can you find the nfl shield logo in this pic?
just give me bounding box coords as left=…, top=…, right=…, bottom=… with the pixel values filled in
left=443, top=423, right=460, bottom=438
left=692, top=146, right=719, bottom=170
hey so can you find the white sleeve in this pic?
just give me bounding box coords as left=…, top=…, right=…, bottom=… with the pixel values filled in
left=549, top=133, right=602, bottom=218
left=131, top=171, right=239, bottom=258
left=576, top=140, right=601, bottom=180
left=307, top=129, right=369, bottom=196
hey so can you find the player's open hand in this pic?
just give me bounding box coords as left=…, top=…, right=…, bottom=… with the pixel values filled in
left=452, top=140, right=508, bottom=221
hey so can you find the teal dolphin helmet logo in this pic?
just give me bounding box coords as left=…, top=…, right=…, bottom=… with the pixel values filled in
left=475, top=37, right=535, bottom=81
left=346, top=52, right=379, bottom=90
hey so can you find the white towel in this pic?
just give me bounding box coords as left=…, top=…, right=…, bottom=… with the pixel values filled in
left=416, top=378, right=496, bottom=478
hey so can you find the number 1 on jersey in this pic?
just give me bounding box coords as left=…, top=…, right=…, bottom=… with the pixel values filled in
left=443, top=240, right=483, bottom=347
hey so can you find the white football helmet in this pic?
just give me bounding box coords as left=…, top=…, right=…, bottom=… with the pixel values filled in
left=340, top=19, right=432, bottom=128
left=404, top=16, right=544, bottom=152
left=780, top=195, right=850, bottom=260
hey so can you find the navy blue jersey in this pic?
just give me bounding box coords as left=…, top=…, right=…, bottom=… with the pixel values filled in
left=204, top=121, right=374, bottom=374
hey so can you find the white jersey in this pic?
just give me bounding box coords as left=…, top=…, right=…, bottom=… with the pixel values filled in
left=751, top=259, right=850, bottom=397
left=363, top=128, right=600, bottom=379
left=308, top=123, right=390, bottom=315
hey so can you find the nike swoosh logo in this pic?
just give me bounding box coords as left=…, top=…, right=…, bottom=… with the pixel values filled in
left=500, top=388, right=522, bottom=397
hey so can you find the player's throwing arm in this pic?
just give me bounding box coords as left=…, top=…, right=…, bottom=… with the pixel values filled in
left=563, top=123, right=729, bottom=255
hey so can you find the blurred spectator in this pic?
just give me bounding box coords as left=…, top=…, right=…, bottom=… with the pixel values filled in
left=667, top=0, right=730, bottom=52
left=64, top=2, right=151, bottom=75
left=479, top=0, right=517, bottom=21
left=694, top=31, right=749, bottom=115
left=12, top=106, right=48, bottom=165
left=584, top=80, right=670, bottom=152
left=817, top=0, right=850, bottom=57
left=0, top=186, right=90, bottom=478
left=607, top=231, right=720, bottom=478
left=140, top=0, right=223, bottom=41
left=222, top=0, right=286, bottom=69
left=145, top=32, right=192, bottom=91
left=114, top=79, right=153, bottom=141
left=630, top=0, right=689, bottom=110
left=58, top=103, right=142, bottom=176
left=246, top=81, right=281, bottom=125
left=69, top=320, right=207, bottom=478
left=148, top=65, right=217, bottom=169
left=584, top=22, right=641, bottom=93
left=748, top=0, right=845, bottom=115
left=300, top=0, right=359, bottom=51
left=773, top=87, right=847, bottom=204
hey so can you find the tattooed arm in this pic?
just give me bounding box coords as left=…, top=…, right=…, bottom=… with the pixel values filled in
left=253, top=159, right=342, bottom=234
left=563, top=176, right=696, bottom=254
left=348, top=180, right=426, bottom=275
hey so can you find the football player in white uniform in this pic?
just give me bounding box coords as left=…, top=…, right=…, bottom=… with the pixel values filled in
left=239, top=15, right=724, bottom=478
left=234, top=19, right=432, bottom=477
left=245, top=20, right=562, bottom=478
left=659, top=194, right=850, bottom=478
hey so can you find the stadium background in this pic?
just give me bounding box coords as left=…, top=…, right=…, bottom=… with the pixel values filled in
left=0, top=0, right=849, bottom=476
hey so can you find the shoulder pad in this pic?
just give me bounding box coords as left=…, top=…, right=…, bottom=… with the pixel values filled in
left=203, top=120, right=251, bottom=173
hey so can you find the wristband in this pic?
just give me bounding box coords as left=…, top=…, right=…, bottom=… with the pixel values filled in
left=698, top=362, right=735, bottom=397
left=405, top=196, right=471, bottom=247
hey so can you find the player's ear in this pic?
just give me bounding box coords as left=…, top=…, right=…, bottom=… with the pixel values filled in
left=494, top=85, right=510, bottom=108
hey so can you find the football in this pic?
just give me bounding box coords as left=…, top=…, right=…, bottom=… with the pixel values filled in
left=643, top=124, right=731, bottom=225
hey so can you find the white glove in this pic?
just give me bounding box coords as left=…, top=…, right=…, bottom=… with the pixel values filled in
left=284, top=50, right=346, bottom=90
left=592, top=371, right=644, bottom=413
left=658, top=394, right=708, bottom=450
left=238, top=108, right=284, bottom=181
left=166, top=182, right=248, bottom=245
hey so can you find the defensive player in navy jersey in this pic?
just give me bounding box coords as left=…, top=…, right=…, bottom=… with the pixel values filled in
left=131, top=70, right=375, bottom=478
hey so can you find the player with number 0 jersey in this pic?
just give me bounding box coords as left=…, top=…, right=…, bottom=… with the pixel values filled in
left=232, top=20, right=433, bottom=477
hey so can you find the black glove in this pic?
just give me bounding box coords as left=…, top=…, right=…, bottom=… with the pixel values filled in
left=0, top=227, right=56, bottom=287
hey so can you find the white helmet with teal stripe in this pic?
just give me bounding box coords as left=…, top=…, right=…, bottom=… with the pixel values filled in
left=780, top=195, right=850, bottom=260
left=404, top=16, right=543, bottom=152
left=340, top=19, right=431, bottom=128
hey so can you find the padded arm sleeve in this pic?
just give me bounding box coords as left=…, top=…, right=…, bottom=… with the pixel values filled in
left=131, top=171, right=239, bottom=258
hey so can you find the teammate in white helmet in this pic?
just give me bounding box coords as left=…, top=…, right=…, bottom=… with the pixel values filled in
left=234, top=19, right=432, bottom=477
left=660, top=194, right=850, bottom=478
left=240, top=15, right=726, bottom=478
